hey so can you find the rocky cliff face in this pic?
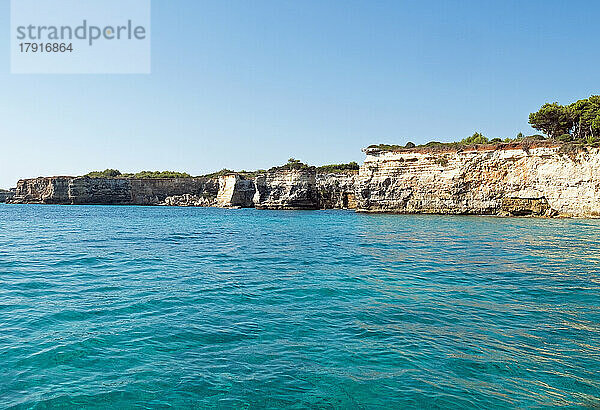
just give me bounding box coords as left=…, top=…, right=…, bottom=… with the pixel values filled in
left=161, top=194, right=215, bottom=207
left=11, top=177, right=71, bottom=204
left=9, top=143, right=600, bottom=217
left=9, top=171, right=356, bottom=210
left=214, top=170, right=358, bottom=209
left=357, top=144, right=600, bottom=217
left=10, top=177, right=219, bottom=205
left=0, top=189, right=15, bottom=203
left=216, top=174, right=255, bottom=208
left=316, top=172, right=359, bottom=209
left=253, top=168, right=319, bottom=210
left=129, top=178, right=219, bottom=205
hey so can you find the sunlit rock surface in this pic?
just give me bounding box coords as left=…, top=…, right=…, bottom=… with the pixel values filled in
left=357, top=143, right=600, bottom=217
left=253, top=168, right=319, bottom=210
left=9, top=143, right=600, bottom=217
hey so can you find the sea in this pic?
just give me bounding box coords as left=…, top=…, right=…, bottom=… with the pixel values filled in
left=1, top=204, right=599, bottom=408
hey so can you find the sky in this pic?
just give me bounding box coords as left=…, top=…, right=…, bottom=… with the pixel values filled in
left=1, top=0, right=599, bottom=188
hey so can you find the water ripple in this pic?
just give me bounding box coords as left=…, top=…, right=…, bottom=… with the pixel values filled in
left=1, top=205, right=599, bottom=408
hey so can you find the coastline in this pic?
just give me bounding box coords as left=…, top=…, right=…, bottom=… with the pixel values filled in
left=4, top=142, right=600, bottom=218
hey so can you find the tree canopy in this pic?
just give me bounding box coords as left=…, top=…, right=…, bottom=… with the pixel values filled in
left=461, top=132, right=489, bottom=145
left=528, top=103, right=573, bottom=139
left=529, top=96, right=600, bottom=143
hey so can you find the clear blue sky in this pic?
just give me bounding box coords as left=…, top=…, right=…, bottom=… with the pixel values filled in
left=1, top=0, right=598, bottom=188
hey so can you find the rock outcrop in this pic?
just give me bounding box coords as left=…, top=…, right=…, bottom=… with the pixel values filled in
left=216, top=174, right=255, bottom=208
left=316, top=172, right=359, bottom=209
left=253, top=168, right=319, bottom=210
left=357, top=143, right=600, bottom=217
left=10, top=177, right=72, bottom=204
left=500, top=197, right=555, bottom=217
left=10, top=177, right=219, bottom=205
left=8, top=171, right=356, bottom=210
left=0, top=189, right=15, bottom=203
left=128, top=178, right=219, bottom=205
left=161, top=194, right=215, bottom=207
left=212, top=170, right=359, bottom=209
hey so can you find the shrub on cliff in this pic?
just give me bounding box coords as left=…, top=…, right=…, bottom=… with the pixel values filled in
left=202, top=169, right=235, bottom=178
left=240, top=169, right=267, bottom=178
left=270, top=158, right=312, bottom=171
left=558, top=133, right=573, bottom=142
left=367, top=144, right=403, bottom=151
left=132, top=171, right=192, bottom=179
left=528, top=134, right=546, bottom=140
left=85, top=169, right=122, bottom=178
left=461, top=132, right=489, bottom=145
left=317, top=162, right=360, bottom=173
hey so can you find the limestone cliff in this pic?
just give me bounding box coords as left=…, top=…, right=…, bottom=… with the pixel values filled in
left=8, top=143, right=600, bottom=217
left=316, top=172, right=359, bottom=209
left=8, top=171, right=355, bottom=210
left=161, top=194, right=215, bottom=207
left=216, top=174, right=255, bottom=208
left=0, top=189, right=15, bottom=203
left=253, top=168, right=319, bottom=210
left=11, top=177, right=72, bottom=204
left=128, top=178, right=218, bottom=205
left=357, top=143, right=600, bottom=217
left=215, top=170, right=358, bottom=209
left=10, top=177, right=219, bottom=205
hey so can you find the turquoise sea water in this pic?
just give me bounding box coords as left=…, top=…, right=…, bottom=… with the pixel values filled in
left=1, top=204, right=599, bottom=409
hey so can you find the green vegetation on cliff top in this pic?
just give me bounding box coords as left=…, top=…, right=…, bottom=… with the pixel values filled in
left=370, top=95, right=600, bottom=151
left=316, top=162, right=359, bottom=173
left=83, top=160, right=359, bottom=180
left=124, top=171, right=192, bottom=179
left=269, top=158, right=313, bottom=172
left=529, top=95, right=600, bottom=143
left=368, top=133, right=547, bottom=151
left=85, top=169, right=192, bottom=179
left=269, top=158, right=359, bottom=173
left=85, top=169, right=122, bottom=178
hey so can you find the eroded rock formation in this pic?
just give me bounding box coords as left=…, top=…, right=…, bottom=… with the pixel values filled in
left=9, top=177, right=219, bottom=205
left=357, top=143, right=600, bottom=217
left=316, top=172, right=359, bottom=209
left=0, top=189, right=15, bottom=203
left=500, top=197, right=555, bottom=217
left=162, top=194, right=215, bottom=207
left=253, top=168, right=319, bottom=210
left=216, top=174, right=255, bottom=208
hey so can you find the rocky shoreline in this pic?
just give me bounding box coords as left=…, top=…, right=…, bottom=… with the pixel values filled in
left=4, top=143, right=600, bottom=217
left=0, top=188, right=15, bottom=203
